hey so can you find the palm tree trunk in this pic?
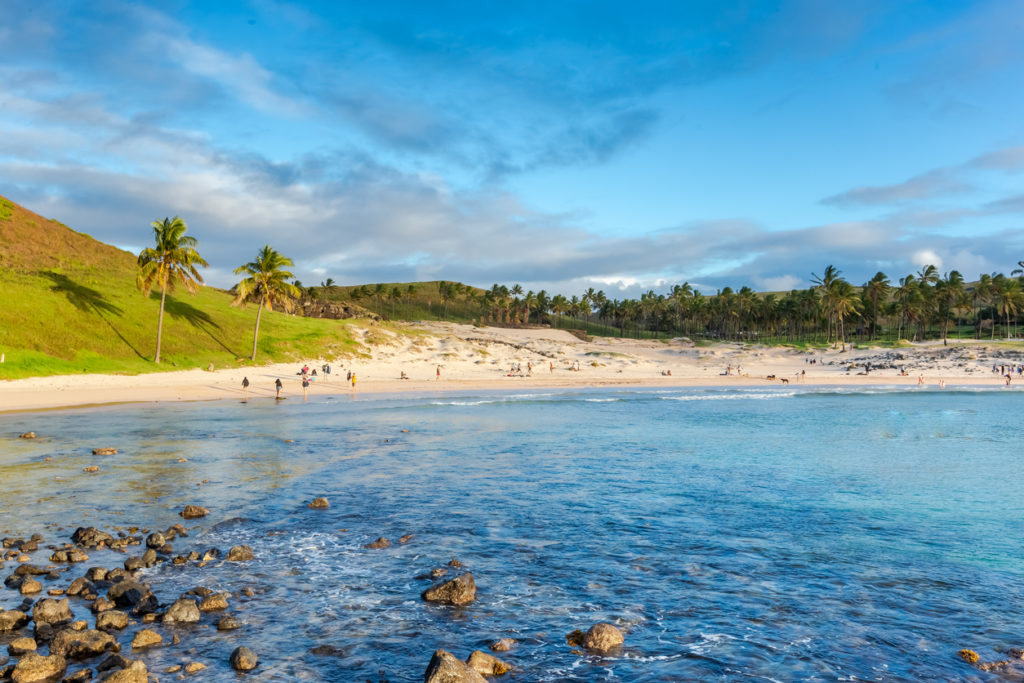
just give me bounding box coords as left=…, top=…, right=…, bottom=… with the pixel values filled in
left=251, top=296, right=265, bottom=361
left=155, top=285, right=167, bottom=363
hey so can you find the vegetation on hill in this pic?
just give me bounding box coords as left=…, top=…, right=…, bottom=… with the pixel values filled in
left=0, top=196, right=364, bottom=380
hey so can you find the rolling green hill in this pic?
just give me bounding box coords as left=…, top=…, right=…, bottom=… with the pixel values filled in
left=0, top=195, right=365, bottom=379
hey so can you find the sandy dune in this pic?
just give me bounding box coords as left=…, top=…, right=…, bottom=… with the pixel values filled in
left=1, top=322, right=1021, bottom=412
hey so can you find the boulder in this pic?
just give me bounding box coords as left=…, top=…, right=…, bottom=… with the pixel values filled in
left=581, top=622, right=624, bottom=653
left=130, top=629, right=162, bottom=650
left=466, top=650, right=511, bottom=676
left=91, top=448, right=117, bottom=455
left=90, top=598, right=115, bottom=614
left=19, top=432, right=36, bottom=439
left=106, top=582, right=155, bottom=613
left=20, top=579, right=42, bottom=595
left=225, top=546, right=254, bottom=562
left=49, top=549, right=88, bottom=564
left=198, top=593, right=228, bottom=612
left=307, top=497, right=329, bottom=509
left=7, top=637, right=37, bottom=656
left=421, top=573, right=476, bottom=605
left=71, top=529, right=113, bottom=549
left=95, top=611, right=128, bottom=631
left=184, top=662, right=205, bottom=674
left=0, top=609, right=29, bottom=631
left=423, top=650, right=487, bottom=683
left=61, top=669, right=92, bottom=683
left=229, top=647, right=258, bottom=672
left=363, top=537, right=390, bottom=549
left=32, top=599, right=72, bottom=626
left=144, top=533, right=164, bottom=550
left=10, top=652, right=66, bottom=683
left=66, top=578, right=94, bottom=597
left=161, top=598, right=200, bottom=624
left=97, top=661, right=147, bottom=683
left=49, top=629, right=115, bottom=659
left=179, top=506, right=208, bottom=519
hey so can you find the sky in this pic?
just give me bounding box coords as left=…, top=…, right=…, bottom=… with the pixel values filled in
left=1, top=0, right=1023, bottom=298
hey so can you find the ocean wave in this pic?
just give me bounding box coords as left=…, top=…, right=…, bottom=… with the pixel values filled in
left=661, top=392, right=797, bottom=401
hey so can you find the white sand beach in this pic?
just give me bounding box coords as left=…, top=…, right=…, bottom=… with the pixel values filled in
left=1, top=323, right=1021, bottom=413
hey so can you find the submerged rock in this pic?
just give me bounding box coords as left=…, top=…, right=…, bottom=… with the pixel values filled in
left=217, top=615, right=242, bottom=631
left=422, top=573, right=476, bottom=605
left=423, top=650, right=487, bottom=683
left=179, top=506, right=209, bottom=519
left=229, top=646, right=258, bottom=671
left=363, top=537, right=390, bottom=550
left=489, top=638, right=515, bottom=653
left=225, top=546, right=254, bottom=562
left=581, top=623, right=624, bottom=654
left=19, top=432, right=36, bottom=439
left=307, top=497, right=329, bottom=509
left=91, top=448, right=118, bottom=455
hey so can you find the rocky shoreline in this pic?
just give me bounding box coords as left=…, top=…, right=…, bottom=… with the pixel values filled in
left=0, top=501, right=628, bottom=682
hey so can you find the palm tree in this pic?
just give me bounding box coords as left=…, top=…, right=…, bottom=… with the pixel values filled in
left=862, top=272, right=890, bottom=340
left=136, top=216, right=209, bottom=363
left=232, top=245, right=300, bottom=361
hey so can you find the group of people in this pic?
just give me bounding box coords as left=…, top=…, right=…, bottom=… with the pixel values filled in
left=239, top=362, right=359, bottom=401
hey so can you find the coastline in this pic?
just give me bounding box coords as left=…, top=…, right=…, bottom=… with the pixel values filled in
left=1, top=322, right=1019, bottom=413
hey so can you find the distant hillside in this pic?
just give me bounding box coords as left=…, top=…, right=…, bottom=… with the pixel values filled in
left=0, top=195, right=364, bottom=379
left=312, top=280, right=489, bottom=322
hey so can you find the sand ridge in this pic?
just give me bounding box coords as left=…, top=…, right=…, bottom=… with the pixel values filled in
left=1, top=322, right=1021, bottom=412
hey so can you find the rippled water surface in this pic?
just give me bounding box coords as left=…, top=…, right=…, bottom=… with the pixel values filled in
left=2, top=386, right=1024, bottom=681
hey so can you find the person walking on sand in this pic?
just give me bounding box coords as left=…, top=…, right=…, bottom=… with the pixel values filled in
left=436, top=365, right=441, bottom=381
left=241, top=377, right=249, bottom=396
left=302, top=376, right=310, bottom=400
left=351, top=372, right=357, bottom=388
left=549, top=361, right=553, bottom=374
left=275, top=378, right=283, bottom=399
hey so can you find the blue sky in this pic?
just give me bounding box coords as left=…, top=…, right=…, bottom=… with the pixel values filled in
left=1, top=0, right=1023, bottom=297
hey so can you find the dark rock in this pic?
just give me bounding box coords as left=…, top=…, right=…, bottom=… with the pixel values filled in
left=161, top=598, right=199, bottom=624
left=14, top=564, right=47, bottom=577
left=307, top=497, right=329, bottom=509
left=103, top=570, right=129, bottom=584
left=421, top=573, right=476, bottom=605
left=49, top=629, right=115, bottom=659
left=106, top=582, right=154, bottom=612
left=66, top=578, right=93, bottom=597
left=308, top=645, right=347, bottom=658
left=217, top=615, right=242, bottom=631
left=94, top=654, right=131, bottom=673
left=179, top=506, right=208, bottom=519
left=363, top=537, right=390, bottom=550
left=466, top=650, right=511, bottom=676
left=33, top=599, right=72, bottom=626
left=94, top=612, right=127, bottom=631
left=186, top=586, right=213, bottom=597
left=0, top=609, right=29, bottom=631
left=229, top=646, right=258, bottom=672
left=10, top=652, right=66, bottom=683
left=225, top=546, right=254, bottom=562
left=3, top=537, right=25, bottom=548
left=423, top=650, right=487, bottom=683
left=61, top=668, right=93, bottom=682
left=71, top=529, right=113, bottom=550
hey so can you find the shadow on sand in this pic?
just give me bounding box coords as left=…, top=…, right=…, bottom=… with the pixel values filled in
left=43, top=271, right=146, bottom=359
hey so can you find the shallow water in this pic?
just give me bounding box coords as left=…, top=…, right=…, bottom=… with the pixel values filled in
left=2, top=386, right=1024, bottom=681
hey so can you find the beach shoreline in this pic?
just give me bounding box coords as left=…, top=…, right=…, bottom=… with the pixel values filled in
left=1, top=322, right=1020, bottom=413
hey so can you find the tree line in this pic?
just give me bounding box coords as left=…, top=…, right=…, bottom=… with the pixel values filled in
left=135, top=216, right=1024, bottom=364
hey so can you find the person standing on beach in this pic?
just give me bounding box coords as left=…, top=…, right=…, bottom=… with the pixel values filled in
left=351, top=372, right=357, bottom=388
left=275, top=378, right=283, bottom=399
left=242, top=377, right=249, bottom=394
left=436, top=365, right=441, bottom=381
left=302, top=377, right=309, bottom=399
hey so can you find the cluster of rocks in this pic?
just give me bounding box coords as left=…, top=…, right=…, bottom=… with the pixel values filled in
left=0, top=510, right=261, bottom=682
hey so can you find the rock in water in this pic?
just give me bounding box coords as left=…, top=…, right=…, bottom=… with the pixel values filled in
left=71, top=528, right=113, bottom=549
left=581, top=622, right=624, bottom=653
left=421, top=573, right=476, bottom=605
left=49, top=629, right=115, bottom=659
left=229, top=646, right=258, bottom=671
left=198, top=593, right=229, bottom=611
left=19, top=432, right=36, bottom=439
left=91, top=448, right=117, bottom=455
left=489, top=638, right=515, bottom=653
left=95, top=611, right=128, bottom=631
left=225, top=545, right=254, bottom=562
left=217, top=615, right=242, bottom=631
left=0, top=610, right=28, bottom=632
left=145, top=533, right=165, bottom=549
left=308, top=497, right=329, bottom=509
left=130, top=629, right=162, bottom=650
left=466, top=650, right=511, bottom=675
left=179, top=505, right=209, bottom=519
left=162, top=598, right=200, bottom=624
left=32, top=599, right=72, bottom=626
left=10, top=652, right=66, bottom=683
left=7, top=637, right=37, bottom=656
left=97, top=660, right=147, bottom=683
left=423, top=650, right=487, bottom=683
left=363, top=537, right=390, bottom=549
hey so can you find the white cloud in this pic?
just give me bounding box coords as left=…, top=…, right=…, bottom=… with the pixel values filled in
left=755, top=274, right=802, bottom=291
left=910, top=248, right=943, bottom=269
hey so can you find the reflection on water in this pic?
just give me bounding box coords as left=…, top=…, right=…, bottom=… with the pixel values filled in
left=2, top=388, right=1024, bottom=681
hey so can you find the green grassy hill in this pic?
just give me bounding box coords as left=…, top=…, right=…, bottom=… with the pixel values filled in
left=315, top=281, right=488, bottom=322
left=0, top=195, right=364, bottom=379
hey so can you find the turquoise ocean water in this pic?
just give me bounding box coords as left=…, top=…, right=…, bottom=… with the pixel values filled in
left=1, top=386, right=1023, bottom=680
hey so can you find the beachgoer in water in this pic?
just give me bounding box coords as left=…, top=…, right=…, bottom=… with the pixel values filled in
left=275, top=378, right=283, bottom=399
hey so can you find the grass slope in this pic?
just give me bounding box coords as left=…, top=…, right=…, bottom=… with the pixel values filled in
left=0, top=195, right=364, bottom=379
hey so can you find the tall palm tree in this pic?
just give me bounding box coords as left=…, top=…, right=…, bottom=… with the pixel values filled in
left=232, top=245, right=300, bottom=361
left=862, top=272, right=890, bottom=340
left=136, top=216, right=209, bottom=363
